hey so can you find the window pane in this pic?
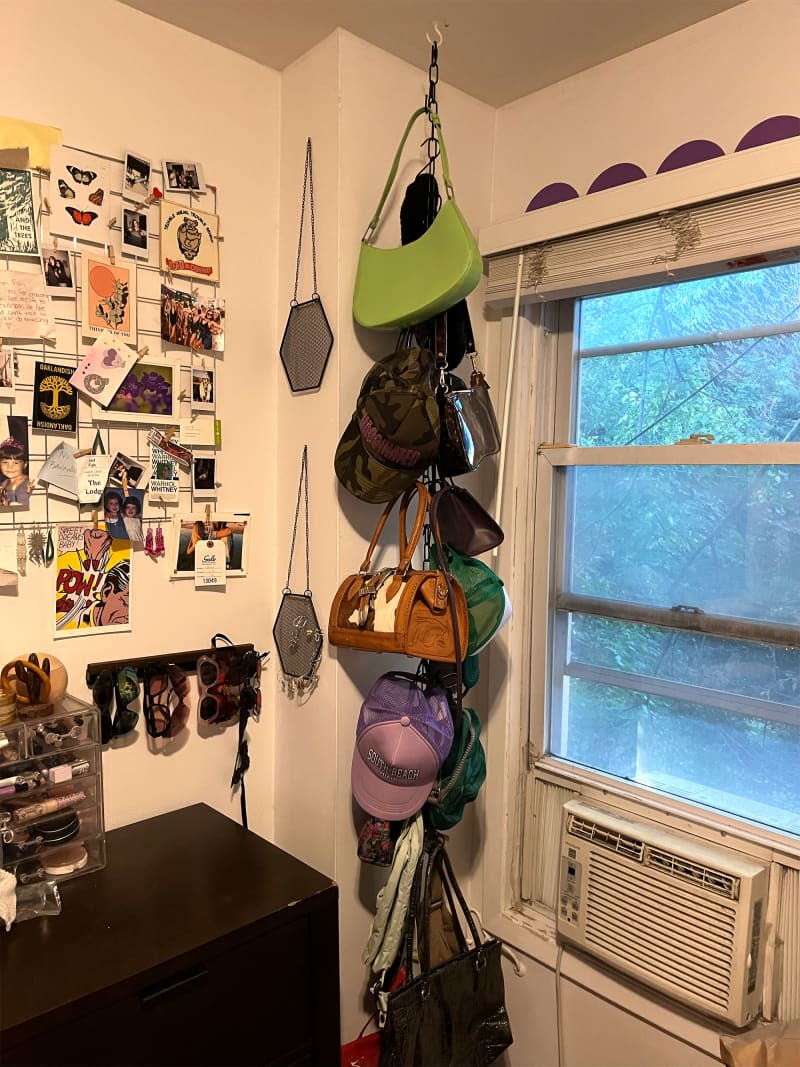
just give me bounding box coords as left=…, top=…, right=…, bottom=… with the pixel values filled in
left=552, top=676, right=800, bottom=836
left=569, top=613, right=800, bottom=708
left=566, top=465, right=800, bottom=626
left=577, top=335, right=800, bottom=446
left=578, top=261, right=800, bottom=350
left=576, top=261, right=800, bottom=446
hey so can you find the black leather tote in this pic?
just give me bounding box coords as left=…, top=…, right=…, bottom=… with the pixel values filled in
left=378, top=831, right=513, bottom=1067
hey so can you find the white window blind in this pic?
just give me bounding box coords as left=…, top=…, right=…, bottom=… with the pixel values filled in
left=486, top=180, right=800, bottom=305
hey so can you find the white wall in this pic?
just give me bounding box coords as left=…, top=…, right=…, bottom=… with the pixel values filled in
left=1, top=0, right=280, bottom=839
left=492, top=0, right=800, bottom=223
left=485, top=2, right=800, bottom=1064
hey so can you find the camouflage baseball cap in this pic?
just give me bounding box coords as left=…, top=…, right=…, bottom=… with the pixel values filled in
left=335, top=346, right=440, bottom=503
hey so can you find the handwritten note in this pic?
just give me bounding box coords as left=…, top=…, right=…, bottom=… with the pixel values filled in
left=37, top=441, right=78, bottom=498
left=0, top=271, right=53, bottom=339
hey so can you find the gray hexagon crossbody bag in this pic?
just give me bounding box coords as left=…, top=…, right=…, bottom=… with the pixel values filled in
left=273, top=445, right=323, bottom=697
left=279, top=138, right=334, bottom=392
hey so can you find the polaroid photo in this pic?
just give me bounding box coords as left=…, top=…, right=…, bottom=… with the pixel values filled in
left=171, top=513, right=249, bottom=579
left=192, top=453, right=216, bottom=500
left=1, top=414, right=32, bottom=508
left=161, top=284, right=225, bottom=352
left=191, top=364, right=215, bottom=411
left=163, top=160, right=205, bottom=195
left=107, top=452, right=152, bottom=492
left=123, top=151, right=152, bottom=202
left=121, top=208, right=149, bottom=259
left=0, top=347, right=16, bottom=399
left=41, top=245, right=76, bottom=296
left=93, top=357, right=181, bottom=425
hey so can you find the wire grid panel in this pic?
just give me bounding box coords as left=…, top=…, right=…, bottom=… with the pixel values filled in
left=0, top=148, right=222, bottom=534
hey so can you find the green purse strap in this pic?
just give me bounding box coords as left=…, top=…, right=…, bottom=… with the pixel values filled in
left=364, top=106, right=454, bottom=240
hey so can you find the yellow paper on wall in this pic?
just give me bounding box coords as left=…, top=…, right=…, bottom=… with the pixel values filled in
left=0, top=115, right=62, bottom=172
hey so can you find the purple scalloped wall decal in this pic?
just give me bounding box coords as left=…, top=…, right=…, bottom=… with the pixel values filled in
left=657, top=140, right=725, bottom=173
left=587, top=163, right=647, bottom=194
left=526, top=182, right=580, bottom=212
left=524, top=116, right=800, bottom=214
left=736, top=115, right=800, bottom=151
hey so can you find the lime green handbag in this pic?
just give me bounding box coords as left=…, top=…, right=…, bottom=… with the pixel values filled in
left=353, top=107, right=483, bottom=331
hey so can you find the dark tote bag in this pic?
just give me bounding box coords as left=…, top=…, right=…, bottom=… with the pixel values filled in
left=379, top=831, right=513, bottom=1067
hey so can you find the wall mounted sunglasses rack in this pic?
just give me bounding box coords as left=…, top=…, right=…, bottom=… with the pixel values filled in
left=85, top=643, right=255, bottom=686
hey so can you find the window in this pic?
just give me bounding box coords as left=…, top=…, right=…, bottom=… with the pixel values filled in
left=537, top=261, right=800, bottom=838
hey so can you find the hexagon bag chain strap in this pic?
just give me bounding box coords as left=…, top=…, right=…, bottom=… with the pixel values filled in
left=272, top=445, right=323, bottom=698
left=279, top=137, right=334, bottom=392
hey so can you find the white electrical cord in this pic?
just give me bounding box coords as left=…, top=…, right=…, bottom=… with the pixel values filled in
left=493, top=251, right=525, bottom=559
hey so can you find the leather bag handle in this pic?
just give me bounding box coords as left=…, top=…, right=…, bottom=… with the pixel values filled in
left=358, top=483, right=429, bottom=574
left=429, top=500, right=464, bottom=737
left=364, top=107, right=454, bottom=239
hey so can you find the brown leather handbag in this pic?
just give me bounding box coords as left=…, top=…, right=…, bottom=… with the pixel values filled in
left=328, top=484, right=469, bottom=663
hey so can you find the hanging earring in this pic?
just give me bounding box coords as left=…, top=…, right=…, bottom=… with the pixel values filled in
left=28, top=524, right=45, bottom=566
left=44, top=529, right=55, bottom=567
left=16, top=528, right=26, bottom=577
left=144, top=526, right=155, bottom=557
left=155, top=524, right=165, bottom=558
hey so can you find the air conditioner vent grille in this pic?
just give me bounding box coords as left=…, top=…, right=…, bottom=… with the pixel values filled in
left=567, top=814, right=644, bottom=860
left=645, top=846, right=740, bottom=900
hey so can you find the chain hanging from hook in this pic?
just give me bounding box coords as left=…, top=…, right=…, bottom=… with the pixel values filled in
left=422, top=37, right=440, bottom=177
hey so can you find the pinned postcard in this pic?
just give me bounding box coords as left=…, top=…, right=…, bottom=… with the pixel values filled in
left=161, top=283, right=225, bottom=352
left=179, top=414, right=215, bottom=446
left=149, top=436, right=181, bottom=501
left=0, top=167, right=39, bottom=256
left=160, top=200, right=219, bottom=283
left=171, top=513, right=249, bottom=579
left=0, top=271, right=53, bottom=340
left=33, top=360, right=78, bottom=433
left=0, top=115, right=60, bottom=172
left=77, top=452, right=113, bottom=504
left=55, top=524, right=131, bottom=637
left=49, top=146, right=110, bottom=243
left=70, top=331, right=140, bottom=406
left=81, top=255, right=137, bottom=341
left=37, top=441, right=78, bottom=498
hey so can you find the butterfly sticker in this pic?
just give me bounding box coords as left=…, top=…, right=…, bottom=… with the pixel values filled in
left=66, top=207, right=98, bottom=226
left=66, top=165, right=97, bottom=185
left=58, top=179, right=76, bottom=199
left=88, top=188, right=104, bottom=206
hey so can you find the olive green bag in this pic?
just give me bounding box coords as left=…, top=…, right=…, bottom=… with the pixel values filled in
left=353, top=107, right=483, bottom=331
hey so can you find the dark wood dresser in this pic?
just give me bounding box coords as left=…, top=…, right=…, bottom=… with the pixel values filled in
left=0, top=804, right=340, bottom=1066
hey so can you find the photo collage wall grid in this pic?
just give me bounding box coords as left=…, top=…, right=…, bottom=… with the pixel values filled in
left=0, top=140, right=240, bottom=630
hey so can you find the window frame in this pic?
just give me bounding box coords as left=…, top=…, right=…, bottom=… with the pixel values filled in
left=531, top=277, right=800, bottom=848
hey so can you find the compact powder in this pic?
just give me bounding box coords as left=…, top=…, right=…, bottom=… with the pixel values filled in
left=42, top=843, right=88, bottom=875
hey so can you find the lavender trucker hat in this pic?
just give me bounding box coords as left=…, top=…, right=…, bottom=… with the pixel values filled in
left=351, top=672, right=454, bottom=821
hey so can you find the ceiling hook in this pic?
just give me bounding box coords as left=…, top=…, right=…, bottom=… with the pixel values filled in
left=426, top=22, right=444, bottom=47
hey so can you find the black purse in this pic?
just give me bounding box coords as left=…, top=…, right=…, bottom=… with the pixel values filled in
left=378, top=830, right=513, bottom=1067
left=430, top=480, right=504, bottom=557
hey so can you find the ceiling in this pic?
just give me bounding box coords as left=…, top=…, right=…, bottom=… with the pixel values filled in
left=119, top=0, right=749, bottom=107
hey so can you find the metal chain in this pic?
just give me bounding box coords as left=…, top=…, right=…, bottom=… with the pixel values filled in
left=424, top=42, right=440, bottom=173
left=284, top=445, right=312, bottom=594
left=292, top=139, right=318, bottom=304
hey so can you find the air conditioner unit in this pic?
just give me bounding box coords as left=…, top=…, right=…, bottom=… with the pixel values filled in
left=557, top=798, right=769, bottom=1027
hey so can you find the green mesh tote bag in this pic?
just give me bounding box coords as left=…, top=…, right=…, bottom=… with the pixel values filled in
left=353, top=107, right=483, bottom=332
